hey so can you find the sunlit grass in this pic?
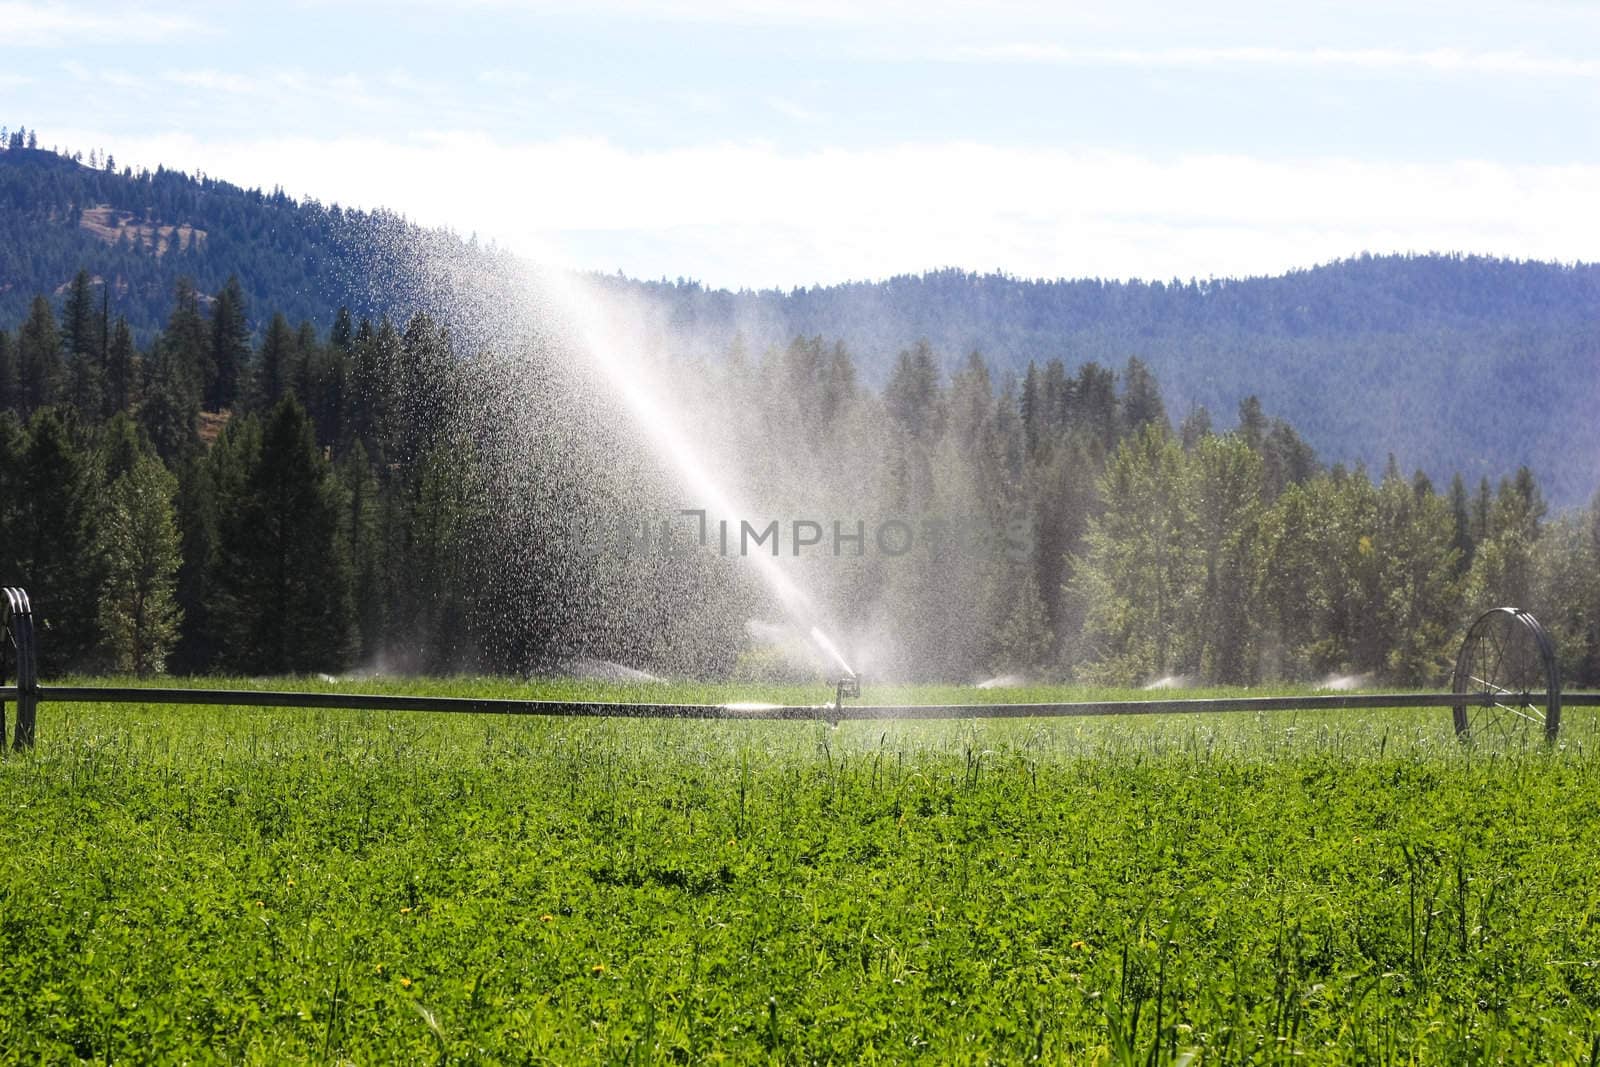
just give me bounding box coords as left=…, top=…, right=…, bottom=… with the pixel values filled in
left=2, top=680, right=1596, bottom=1062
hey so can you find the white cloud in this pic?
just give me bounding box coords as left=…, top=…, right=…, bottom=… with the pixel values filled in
left=766, top=97, right=823, bottom=124
left=357, top=0, right=1600, bottom=45
left=157, top=68, right=392, bottom=113
left=678, top=90, right=724, bottom=114
left=1, top=2, right=203, bottom=46
left=366, top=0, right=1043, bottom=25
left=60, top=60, right=147, bottom=89
left=41, top=129, right=1600, bottom=288
left=943, top=44, right=1600, bottom=79
left=478, top=69, right=534, bottom=89
left=162, top=69, right=258, bottom=95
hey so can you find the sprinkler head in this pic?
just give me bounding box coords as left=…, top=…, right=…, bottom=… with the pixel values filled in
left=834, top=673, right=860, bottom=707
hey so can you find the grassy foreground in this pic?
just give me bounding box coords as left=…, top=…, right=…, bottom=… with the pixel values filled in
left=1, top=679, right=1598, bottom=1063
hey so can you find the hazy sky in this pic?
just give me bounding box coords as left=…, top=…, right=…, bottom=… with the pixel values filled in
left=6, top=0, right=1598, bottom=287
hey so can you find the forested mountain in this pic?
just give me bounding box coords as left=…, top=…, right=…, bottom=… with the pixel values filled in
left=0, top=131, right=499, bottom=346
left=2, top=133, right=1597, bottom=504
left=617, top=259, right=1600, bottom=507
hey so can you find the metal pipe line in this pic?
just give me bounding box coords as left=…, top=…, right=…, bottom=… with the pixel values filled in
left=21, top=685, right=1600, bottom=722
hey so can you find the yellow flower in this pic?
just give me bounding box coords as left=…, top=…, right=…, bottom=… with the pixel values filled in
left=591, top=964, right=606, bottom=975
left=540, top=914, right=554, bottom=923
left=374, top=964, right=384, bottom=974
left=255, top=900, right=265, bottom=908
left=400, top=977, right=412, bottom=988
left=400, top=906, right=412, bottom=914
left=1071, top=940, right=1088, bottom=951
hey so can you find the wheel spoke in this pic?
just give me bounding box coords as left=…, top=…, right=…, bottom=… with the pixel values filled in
left=1487, top=624, right=1507, bottom=692
left=1492, top=701, right=1544, bottom=725
left=1469, top=674, right=1512, bottom=696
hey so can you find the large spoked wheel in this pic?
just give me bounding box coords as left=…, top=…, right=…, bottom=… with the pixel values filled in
left=1451, top=607, right=1561, bottom=743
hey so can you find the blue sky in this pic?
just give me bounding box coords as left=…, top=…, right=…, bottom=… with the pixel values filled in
left=5, top=0, right=1598, bottom=287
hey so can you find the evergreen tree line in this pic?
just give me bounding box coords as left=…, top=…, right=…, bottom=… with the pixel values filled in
left=0, top=270, right=500, bottom=676
left=692, top=335, right=1600, bottom=687
left=0, top=274, right=1595, bottom=686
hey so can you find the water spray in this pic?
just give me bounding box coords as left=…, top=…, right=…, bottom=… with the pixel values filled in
left=810, top=623, right=860, bottom=712
left=528, top=265, right=857, bottom=679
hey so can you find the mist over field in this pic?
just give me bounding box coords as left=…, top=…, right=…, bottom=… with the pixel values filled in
left=3, top=2, right=1600, bottom=1060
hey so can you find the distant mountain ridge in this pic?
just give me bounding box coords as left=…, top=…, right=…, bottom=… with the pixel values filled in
left=0, top=142, right=493, bottom=342
left=1, top=140, right=1596, bottom=504
left=612, top=258, right=1600, bottom=504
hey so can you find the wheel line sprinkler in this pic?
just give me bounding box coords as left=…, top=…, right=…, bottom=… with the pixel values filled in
left=834, top=671, right=860, bottom=719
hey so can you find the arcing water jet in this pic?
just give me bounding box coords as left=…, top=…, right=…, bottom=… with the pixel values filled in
left=525, top=265, right=857, bottom=685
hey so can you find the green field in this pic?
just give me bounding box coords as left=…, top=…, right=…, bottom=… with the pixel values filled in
left=2, top=680, right=1598, bottom=1063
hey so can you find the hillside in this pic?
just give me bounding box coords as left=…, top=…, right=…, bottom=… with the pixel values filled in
left=0, top=142, right=490, bottom=343
left=613, top=260, right=1600, bottom=506
left=2, top=140, right=1596, bottom=504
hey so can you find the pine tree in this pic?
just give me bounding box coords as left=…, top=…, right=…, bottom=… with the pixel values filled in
left=67, top=328, right=105, bottom=416
left=254, top=313, right=296, bottom=412
left=331, top=306, right=354, bottom=352
left=337, top=441, right=386, bottom=660
left=139, top=337, right=200, bottom=463
left=883, top=340, right=943, bottom=441
left=822, top=340, right=857, bottom=427
left=214, top=397, right=355, bottom=674
left=60, top=270, right=98, bottom=361
left=170, top=427, right=258, bottom=674
left=1020, top=362, right=1043, bottom=459
left=1120, top=356, right=1167, bottom=436
left=15, top=409, right=102, bottom=672
left=166, top=278, right=209, bottom=401
left=207, top=275, right=249, bottom=410
left=395, top=313, right=457, bottom=466
left=17, top=295, right=62, bottom=415
left=302, top=334, right=349, bottom=446
left=349, top=315, right=396, bottom=456
left=98, top=452, right=183, bottom=675
left=293, top=320, right=319, bottom=402
left=98, top=411, right=147, bottom=482
left=1072, top=362, right=1118, bottom=455
left=1042, top=360, right=1071, bottom=436
left=1237, top=395, right=1267, bottom=452
left=1260, top=419, right=1318, bottom=501
left=104, top=317, right=137, bottom=417
left=390, top=432, right=488, bottom=671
